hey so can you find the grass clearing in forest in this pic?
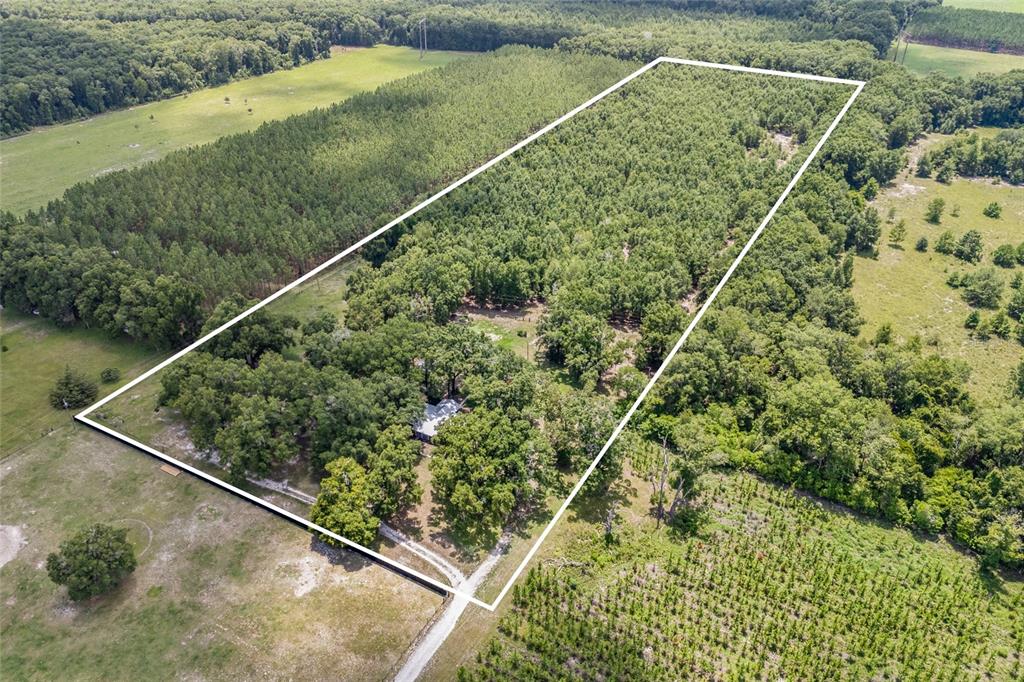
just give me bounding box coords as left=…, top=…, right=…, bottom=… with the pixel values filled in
left=0, top=46, right=469, bottom=215
left=897, top=42, right=1024, bottom=77
left=946, top=0, right=1024, bottom=13
left=0, top=310, right=163, bottom=457
left=853, top=140, right=1023, bottom=403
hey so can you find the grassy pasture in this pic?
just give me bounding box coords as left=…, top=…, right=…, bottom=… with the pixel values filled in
left=946, top=0, right=1024, bottom=13
left=0, top=310, right=163, bottom=457
left=897, top=42, right=1024, bottom=77
left=852, top=139, right=1023, bottom=403
left=0, top=425, right=441, bottom=680
left=0, top=46, right=468, bottom=216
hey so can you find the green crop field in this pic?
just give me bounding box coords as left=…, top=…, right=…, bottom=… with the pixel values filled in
left=853, top=139, right=1023, bottom=403
left=946, top=0, right=1024, bottom=13
left=898, top=42, right=1024, bottom=77
left=0, top=46, right=469, bottom=216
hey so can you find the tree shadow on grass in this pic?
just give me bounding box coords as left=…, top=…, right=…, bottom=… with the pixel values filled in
left=308, top=536, right=373, bottom=573
left=568, top=477, right=637, bottom=526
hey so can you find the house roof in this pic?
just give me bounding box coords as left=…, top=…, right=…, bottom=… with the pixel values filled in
left=413, top=399, right=463, bottom=438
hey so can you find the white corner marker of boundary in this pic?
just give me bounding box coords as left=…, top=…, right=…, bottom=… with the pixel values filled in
left=76, top=56, right=864, bottom=612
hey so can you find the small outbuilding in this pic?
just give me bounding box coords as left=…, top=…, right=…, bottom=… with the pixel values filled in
left=412, top=399, right=463, bottom=443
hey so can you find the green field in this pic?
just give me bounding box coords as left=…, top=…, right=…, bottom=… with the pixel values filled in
left=946, top=0, right=1024, bottom=13
left=0, top=310, right=163, bottom=457
left=898, top=42, right=1024, bottom=77
left=0, top=46, right=469, bottom=215
left=853, top=141, right=1023, bottom=403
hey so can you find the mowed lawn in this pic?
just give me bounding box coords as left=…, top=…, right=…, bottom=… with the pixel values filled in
left=853, top=147, right=1024, bottom=403
left=0, top=45, right=470, bottom=215
left=0, top=310, right=164, bottom=457
left=898, top=42, right=1024, bottom=77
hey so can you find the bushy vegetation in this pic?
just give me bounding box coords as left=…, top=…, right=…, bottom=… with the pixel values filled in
left=908, top=5, right=1024, bottom=54
left=919, top=129, right=1024, bottom=184
left=460, top=473, right=1023, bottom=680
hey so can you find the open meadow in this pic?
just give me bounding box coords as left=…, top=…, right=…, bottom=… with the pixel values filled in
left=0, top=310, right=163, bottom=457
left=946, top=0, right=1024, bottom=12
left=0, top=46, right=468, bottom=215
left=897, top=42, right=1024, bottom=77
left=853, top=133, right=1024, bottom=403
left=0, top=425, right=441, bottom=679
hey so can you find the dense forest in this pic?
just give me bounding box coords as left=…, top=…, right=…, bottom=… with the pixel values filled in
left=907, top=5, right=1024, bottom=54
left=5, top=43, right=1023, bottom=347
left=2, top=0, right=1022, bottom=572
left=0, top=0, right=929, bottom=134
left=1, top=49, right=632, bottom=347
left=152, top=65, right=849, bottom=545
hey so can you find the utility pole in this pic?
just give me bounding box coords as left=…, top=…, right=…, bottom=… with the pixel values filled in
left=418, top=18, right=427, bottom=60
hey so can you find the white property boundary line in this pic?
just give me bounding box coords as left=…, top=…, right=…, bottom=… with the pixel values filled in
left=76, top=57, right=864, bottom=612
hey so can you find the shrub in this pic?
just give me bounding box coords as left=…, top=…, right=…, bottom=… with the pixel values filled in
left=99, top=367, right=121, bottom=383
left=925, top=197, right=945, bottom=224
left=888, top=220, right=906, bottom=246
left=49, top=367, right=98, bottom=410
left=912, top=500, right=943, bottom=534
left=961, top=269, right=1004, bottom=309
left=1007, top=288, right=1024, bottom=321
left=993, top=244, right=1017, bottom=268
left=46, top=524, right=137, bottom=601
left=954, top=230, right=983, bottom=263
left=915, top=236, right=928, bottom=252
left=935, top=231, right=955, bottom=254
left=991, top=311, right=1012, bottom=339
left=964, top=310, right=980, bottom=329
left=983, top=202, right=1002, bottom=219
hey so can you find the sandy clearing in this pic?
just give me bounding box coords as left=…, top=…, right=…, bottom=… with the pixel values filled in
left=0, top=525, right=26, bottom=568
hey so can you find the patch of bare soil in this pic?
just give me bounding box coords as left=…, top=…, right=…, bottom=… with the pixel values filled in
left=0, top=524, right=26, bottom=568
left=459, top=300, right=545, bottom=324
left=772, top=132, right=798, bottom=166
left=330, top=45, right=368, bottom=55
left=892, top=182, right=926, bottom=198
